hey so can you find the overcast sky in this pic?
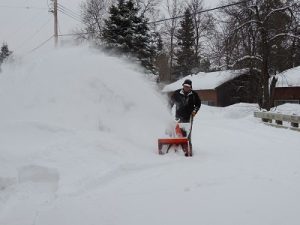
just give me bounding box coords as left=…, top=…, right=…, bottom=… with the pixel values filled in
left=0, top=0, right=221, bottom=55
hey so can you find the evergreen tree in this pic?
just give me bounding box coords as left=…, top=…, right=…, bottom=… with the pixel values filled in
left=145, top=31, right=163, bottom=73
left=0, top=43, right=12, bottom=70
left=199, top=57, right=211, bottom=72
left=131, top=9, right=152, bottom=70
left=102, top=0, right=156, bottom=72
left=174, top=8, right=197, bottom=77
left=102, top=0, right=132, bottom=52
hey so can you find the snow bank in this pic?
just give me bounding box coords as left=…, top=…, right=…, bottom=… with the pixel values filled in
left=0, top=45, right=173, bottom=224
left=275, top=66, right=300, bottom=87
left=0, top=45, right=171, bottom=143
left=272, top=103, right=300, bottom=115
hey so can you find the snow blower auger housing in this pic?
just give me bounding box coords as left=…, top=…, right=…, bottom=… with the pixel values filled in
left=158, top=120, right=193, bottom=157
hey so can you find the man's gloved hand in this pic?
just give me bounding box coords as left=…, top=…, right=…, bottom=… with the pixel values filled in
left=191, top=111, right=197, bottom=117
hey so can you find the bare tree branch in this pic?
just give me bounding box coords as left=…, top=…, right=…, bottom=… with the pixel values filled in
left=263, top=6, right=293, bottom=24
left=269, top=33, right=300, bottom=42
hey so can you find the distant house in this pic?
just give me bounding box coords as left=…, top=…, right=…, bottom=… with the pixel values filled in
left=273, top=66, right=300, bottom=106
left=162, top=70, right=257, bottom=107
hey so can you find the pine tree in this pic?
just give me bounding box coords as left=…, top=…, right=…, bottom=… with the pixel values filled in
left=174, top=8, right=197, bottom=77
left=0, top=43, right=12, bottom=67
left=102, top=0, right=157, bottom=72
left=131, top=10, right=152, bottom=70
left=147, top=31, right=164, bottom=74
left=102, top=0, right=132, bottom=52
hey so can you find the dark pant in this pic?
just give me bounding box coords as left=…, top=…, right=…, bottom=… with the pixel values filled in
left=176, top=117, right=191, bottom=123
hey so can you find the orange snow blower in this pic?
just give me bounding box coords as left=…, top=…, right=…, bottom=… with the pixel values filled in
left=158, top=117, right=193, bottom=157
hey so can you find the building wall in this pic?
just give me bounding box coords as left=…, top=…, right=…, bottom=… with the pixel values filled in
left=216, top=84, right=236, bottom=107
left=165, top=89, right=218, bottom=106
left=196, top=90, right=218, bottom=106
left=164, top=73, right=258, bottom=107
left=273, top=87, right=300, bottom=105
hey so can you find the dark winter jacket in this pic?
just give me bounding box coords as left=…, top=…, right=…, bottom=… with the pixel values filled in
left=170, top=89, right=201, bottom=122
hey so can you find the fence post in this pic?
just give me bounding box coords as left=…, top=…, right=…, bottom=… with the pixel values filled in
left=254, top=111, right=300, bottom=130
left=291, top=114, right=299, bottom=128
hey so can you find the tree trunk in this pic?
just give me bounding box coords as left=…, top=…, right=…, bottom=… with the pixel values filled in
left=270, top=76, right=278, bottom=107
left=169, top=30, right=174, bottom=81
left=261, top=44, right=270, bottom=110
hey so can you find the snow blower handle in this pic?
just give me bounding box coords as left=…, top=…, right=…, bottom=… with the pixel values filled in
left=187, top=115, right=194, bottom=140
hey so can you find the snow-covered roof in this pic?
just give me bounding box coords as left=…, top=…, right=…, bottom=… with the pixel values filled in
left=275, top=66, right=300, bottom=87
left=162, top=70, right=246, bottom=92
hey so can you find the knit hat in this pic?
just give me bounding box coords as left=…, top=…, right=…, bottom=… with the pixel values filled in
left=182, top=79, right=192, bottom=87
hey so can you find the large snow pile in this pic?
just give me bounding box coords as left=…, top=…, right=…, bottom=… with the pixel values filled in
left=0, top=46, right=172, bottom=224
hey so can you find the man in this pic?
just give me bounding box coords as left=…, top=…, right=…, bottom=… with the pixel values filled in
left=170, top=79, right=201, bottom=123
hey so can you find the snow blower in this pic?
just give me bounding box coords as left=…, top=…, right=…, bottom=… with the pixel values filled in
left=158, top=117, right=193, bottom=157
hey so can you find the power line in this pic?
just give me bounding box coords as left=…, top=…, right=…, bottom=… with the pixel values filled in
left=52, top=3, right=82, bottom=23
left=0, top=5, right=47, bottom=10
left=27, top=35, right=54, bottom=53
left=16, top=16, right=52, bottom=49
left=57, top=3, right=81, bottom=19
left=55, top=0, right=252, bottom=37
left=148, top=0, right=251, bottom=24
left=58, top=9, right=82, bottom=23
left=57, top=7, right=82, bottom=23
left=4, top=10, right=46, bottom=40
left=57, top=0, right=251, bottom=28
left=58, top=32, right=90, bottom=37
left=58, top=7, right=81, bottom=21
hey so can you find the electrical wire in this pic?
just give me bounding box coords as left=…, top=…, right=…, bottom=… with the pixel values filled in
left=27, top=35, right=54, bottom=53
left=16, top=16, right=52, bottom=49
left=58, top=9, right=82, bottom=23
left=57, top=3, right=82, bottom=23
left=57, top=3, right=81, bottom=19
left=4, top=10, right=46, bottom=40
left=0, top=5, right=47, bottom=10
left=56, top=0, right=252, bottom=37
left=58, top=33, right=90, bottom=37
left=148, top=0, right=252, bottom=24
left=57, top=7, right=82, bottom=23
left=46, top=0, right=83, bottom=23
left=57, top=7, right=81, bottom=21
left=8, top=0, right=252, bottom=47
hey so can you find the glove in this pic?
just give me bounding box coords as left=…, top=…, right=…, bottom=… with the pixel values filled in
left=191, top=111, right=197, bottom=117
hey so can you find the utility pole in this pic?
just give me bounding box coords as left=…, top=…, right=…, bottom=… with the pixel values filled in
left=53, top=0, right=58, bottom=46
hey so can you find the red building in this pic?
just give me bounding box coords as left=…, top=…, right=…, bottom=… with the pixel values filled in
left=163, top=70, right=256, bottom=107
left=273, top=67, right=300, bottom=106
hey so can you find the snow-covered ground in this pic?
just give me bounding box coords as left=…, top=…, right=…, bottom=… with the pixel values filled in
left=1, top=46, right=300, bottom=225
